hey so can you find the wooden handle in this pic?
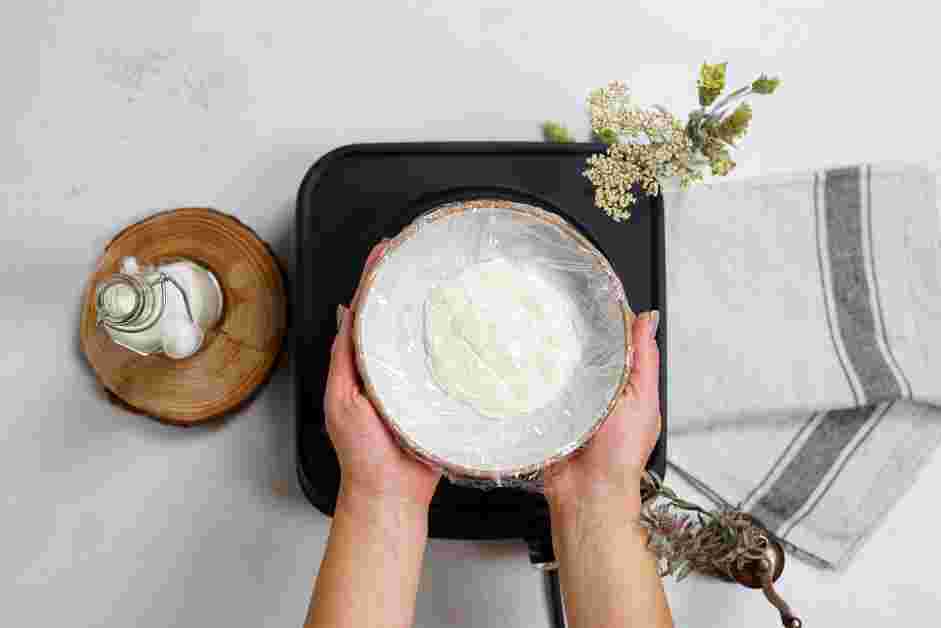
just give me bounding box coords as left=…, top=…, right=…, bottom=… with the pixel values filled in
left=759, top=558, right=803, bottom=628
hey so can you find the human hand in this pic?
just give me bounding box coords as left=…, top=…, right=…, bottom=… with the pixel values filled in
left=325, top=242, right=442, bottom=510
left=544, top=311, right=661, bottom=519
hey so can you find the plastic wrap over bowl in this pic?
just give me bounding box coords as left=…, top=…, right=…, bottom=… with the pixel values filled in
left=353, top=198, right=633, bottom=487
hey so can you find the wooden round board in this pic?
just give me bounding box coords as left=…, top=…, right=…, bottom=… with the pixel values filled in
left=80, top=208, right=288, bottom=426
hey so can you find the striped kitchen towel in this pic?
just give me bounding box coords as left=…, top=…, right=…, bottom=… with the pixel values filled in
left=663, top=163, right=941, bottom=568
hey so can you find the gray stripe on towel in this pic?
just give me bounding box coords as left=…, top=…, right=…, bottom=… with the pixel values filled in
left=814, top=171, right=859, bottom=405
left=779, top=401, right=892, bottom=538
left=824, top=166, right=902, bottom=401
left=749, top=404, right=880, bottom=532
left=748, top=166, right=904, bottom=532
left=739, top=413, right=819, bottom=510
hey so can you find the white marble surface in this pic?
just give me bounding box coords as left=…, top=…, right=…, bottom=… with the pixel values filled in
left=3, top=1, right=940, bottom=626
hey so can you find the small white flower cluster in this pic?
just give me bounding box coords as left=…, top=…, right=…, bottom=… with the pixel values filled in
left=584, top=82, right=702, bottom=221
left=568, top=68, right=780, bottom=221
left=584, top=147, right=638, bottom=221
left=588, top=81, right=678, bottom=145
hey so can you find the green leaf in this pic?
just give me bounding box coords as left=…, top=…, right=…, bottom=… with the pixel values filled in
left=675, top=499, right=706, bottom=512
left=674, top=560, right=693, bottom=581
left=697, top=61, right=727, bottom=106
left=717, top=102, right=752, bottom=143
left=658, top=484, right=678, bottom=500
left=542, top=121, right=575, bottom=143
left=594, top=127, right=619, bottom=145
left=720, top=526, right=738, bottom=545
left=752, top=74, right=781, bottom=95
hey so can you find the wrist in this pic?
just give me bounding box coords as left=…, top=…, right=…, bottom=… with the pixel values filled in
left=547, top=467, right=644, bottom=522
left=549, top=501, right=648, bottom=565
left=548, top=472, right=645, bottom=552
left=336, top=483, right=430, bottom=531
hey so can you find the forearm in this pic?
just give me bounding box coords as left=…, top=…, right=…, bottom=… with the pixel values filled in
left=305, top=486, right=429, bottom=628
left=549, top=484, right=672, bottom=628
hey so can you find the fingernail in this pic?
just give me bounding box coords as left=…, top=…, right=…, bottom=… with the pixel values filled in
left=647, top=310, right=660, bottom=340
left=336, top=304, right=347, bottom=330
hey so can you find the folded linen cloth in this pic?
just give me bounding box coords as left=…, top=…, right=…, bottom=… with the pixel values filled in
left=663, top=163, right=941, bottom=568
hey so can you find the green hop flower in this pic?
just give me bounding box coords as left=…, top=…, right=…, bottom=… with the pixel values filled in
left=752, top=75, right=781, bottom=95
left=717, top=103, right=752, bottom=143
left=542, top=121, right=575, bottom=143
left=697, top=62, right=727, bottom=106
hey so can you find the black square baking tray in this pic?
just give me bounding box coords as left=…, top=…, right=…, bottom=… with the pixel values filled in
left=295, top=142, right=666, bottom=543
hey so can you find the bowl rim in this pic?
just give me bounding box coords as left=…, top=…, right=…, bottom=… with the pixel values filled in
left=353, top=198, right=634, bottom=481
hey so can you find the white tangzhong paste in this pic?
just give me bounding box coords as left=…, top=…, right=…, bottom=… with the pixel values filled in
left=424, top=259, right=579, bottom=418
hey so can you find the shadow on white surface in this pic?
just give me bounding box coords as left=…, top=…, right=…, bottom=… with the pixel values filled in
left=416, top=539, right=546, bottom=628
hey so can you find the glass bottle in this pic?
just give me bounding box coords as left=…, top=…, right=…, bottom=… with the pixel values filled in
left=95, top=257, right=223, bottom=359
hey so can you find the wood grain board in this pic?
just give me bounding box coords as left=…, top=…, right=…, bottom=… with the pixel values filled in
left=80, top=208, right=288, bottom=426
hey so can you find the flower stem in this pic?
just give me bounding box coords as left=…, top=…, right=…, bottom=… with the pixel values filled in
left=709, top=85, right=752, bottom=117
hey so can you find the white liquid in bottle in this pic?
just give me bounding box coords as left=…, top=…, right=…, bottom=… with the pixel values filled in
left=96, top=257, right=223, bottom=358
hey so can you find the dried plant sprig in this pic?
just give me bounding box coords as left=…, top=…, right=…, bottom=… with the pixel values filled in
left=584, top=132, right=702, bottom=222
left=544, top=63, right=780, bottom=221
left=581, top=80, right=705, bottom=221
left=639, top=471, right=773, bottom=582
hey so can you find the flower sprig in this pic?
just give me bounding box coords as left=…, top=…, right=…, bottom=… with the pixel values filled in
left=638, top=473, right=804, bottom=626
left=544, top=63, right=781, bottom=221
left=639, top=471, right=774, bottom=582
